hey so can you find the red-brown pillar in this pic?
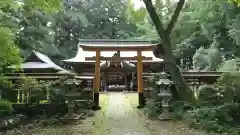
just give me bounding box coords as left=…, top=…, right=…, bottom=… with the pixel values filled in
left=93, top=50, right=101, bottom=109
left=137, top=50, right=145, bottom=107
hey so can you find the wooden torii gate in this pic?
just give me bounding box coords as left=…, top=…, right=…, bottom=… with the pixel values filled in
left=80, top=42, right=157, bottom=109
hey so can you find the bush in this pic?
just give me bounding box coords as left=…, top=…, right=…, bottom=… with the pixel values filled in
left=182, top=73, right=240, bottom=133
left=0, top=79, right=17, bottom=102
left=198, top=84, right=224, bottom=106
left=171, top=101, right=194, bottom=120
left=185, top=103, right=240, bottom=133
left=0, top=100, right=13, bottom=117
left=217, top=72, right=240, bottom=103
left=144, top=99, right=161, bottom=118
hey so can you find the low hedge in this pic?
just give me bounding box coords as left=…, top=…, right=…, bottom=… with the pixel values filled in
left=0, top=100, right=13, bottom=117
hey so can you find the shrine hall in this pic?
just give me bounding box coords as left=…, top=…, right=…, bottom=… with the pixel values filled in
left=62, top=39, right=164, bottom=107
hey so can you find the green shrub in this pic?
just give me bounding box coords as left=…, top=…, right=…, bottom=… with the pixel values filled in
left=198, top=84, right=224, bottom=106
left=185, top=103, right=240, bottom=133
left=144, top=99, right=161, bottom=118
left=0, top=79, right=17, bottom=102
left=180, top=72, right=240, bottom=133
left=171, top=101, right=194, bottom=120
left=217, top=72, right=240, bottom=103
left=0, top=100, right=13, bottom=117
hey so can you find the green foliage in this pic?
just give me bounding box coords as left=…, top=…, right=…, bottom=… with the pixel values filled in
left=171, top=73, right=240, bottom=133
left=0, top=27, right=21, bottom=73
left=144, top=99, right=161, bottom=118
left=143, top=75, right=162, bottom=118
left=216, top=72, right=240, bottom=102
left=49, top=83, right=66, bottom=104
left=171, top=101, right=193, bottom=120
left=0, top=100, right=13, bottom=117
left=192, top=46, right=222, bottom=71
left=218, top=59, right=239, bottom=72
left=198, top=84, right=224, bottom=106
left=186, top=103, right=240, bottom=133
left=0, top=0, right=62, bottom=75
left=23, top=0, right=63, bottom=13
left=228, top=0, right=240, bottom=6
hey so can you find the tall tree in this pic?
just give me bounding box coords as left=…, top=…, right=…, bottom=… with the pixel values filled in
left=0, top=0, right=62, bottom=74
left=143, top=0, right=194, bottom=102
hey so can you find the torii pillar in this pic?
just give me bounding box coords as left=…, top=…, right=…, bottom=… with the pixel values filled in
left=137, top=50, right=145, bottom=108
left=93, top=50, right=101, bottom=109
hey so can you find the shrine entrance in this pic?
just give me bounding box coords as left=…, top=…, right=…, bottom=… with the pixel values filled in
left=79, top=41, right=158, bottom=108
left=105, top=73, right=125, bottom=91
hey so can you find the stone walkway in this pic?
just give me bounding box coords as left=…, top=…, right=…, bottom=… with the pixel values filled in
left=93, top=92, right=151, bottom=135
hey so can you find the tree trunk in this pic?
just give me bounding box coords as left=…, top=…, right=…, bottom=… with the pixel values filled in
left=161, top=35, right=195, bottom=102
left=166, top=61, right=195, bottom=102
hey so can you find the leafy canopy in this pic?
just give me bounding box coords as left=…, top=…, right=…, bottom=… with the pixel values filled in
left=0, top=0, right=62, bottom=74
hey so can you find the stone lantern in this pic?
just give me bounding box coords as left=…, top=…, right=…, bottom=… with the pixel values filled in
left=62, top=76, right=82, bottom=120
left=156, top=72, right=172, bottom=120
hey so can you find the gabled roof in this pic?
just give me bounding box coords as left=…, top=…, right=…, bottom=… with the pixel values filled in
left=8, top=51, right=66, bottom=71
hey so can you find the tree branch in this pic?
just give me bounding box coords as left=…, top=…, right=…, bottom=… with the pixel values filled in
left=166, top=0, right=185, bottom=34
left=143, top=0, right=166, bottom=39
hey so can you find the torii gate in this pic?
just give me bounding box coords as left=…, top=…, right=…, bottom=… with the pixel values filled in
left=80, top=42, right=158, bottom=109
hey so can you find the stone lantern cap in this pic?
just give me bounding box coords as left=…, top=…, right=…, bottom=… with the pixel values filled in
left=156, top=79, right=172, bottom=85
left=66, top=77, right=82, bottom=85
left=155, top=72, right=172, bottom=85
left=158, top=92, right=172, bottom=97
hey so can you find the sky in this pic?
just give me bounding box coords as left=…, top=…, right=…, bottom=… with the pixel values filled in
left=132, top=0, right=178, bottom=9
left=132, top=0, right=145, bottom=9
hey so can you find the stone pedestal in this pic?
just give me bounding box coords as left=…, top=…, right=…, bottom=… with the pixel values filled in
left=62, top=97, right=80, bottom=120
left=158, top=106, right=172, bottom=120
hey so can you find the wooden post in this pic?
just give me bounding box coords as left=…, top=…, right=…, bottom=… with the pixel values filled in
left=124, top=72, right=128, bottom=91
left=104, top=72, right=108, bottom=92
left=93, top=50, right=101, bottom=109
left=137, top=50, right=145, bottom=107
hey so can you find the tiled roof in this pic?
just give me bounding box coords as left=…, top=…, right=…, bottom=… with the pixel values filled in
left=8, top=51, right=66, bottom=71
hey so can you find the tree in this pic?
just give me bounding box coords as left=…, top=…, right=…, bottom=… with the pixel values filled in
left=16, top=0, right=141, bottom=60
left=143, top=0, right=194, bottom=102
left=229, top=0, right=240, bottom=6
left=0, top=0, right=62, bottom=74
